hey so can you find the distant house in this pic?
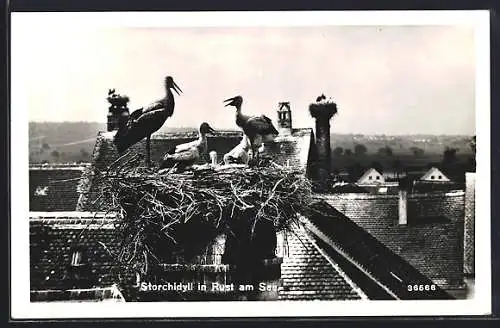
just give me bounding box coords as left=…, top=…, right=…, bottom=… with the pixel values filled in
left=357, top=168, right=385, bottom=185
left=420, top=167, right=451, bottom=182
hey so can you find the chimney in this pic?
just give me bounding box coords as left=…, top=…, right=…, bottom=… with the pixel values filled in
left=106, top=90, right=130, bottom=132
left=309, top=97, right=337, bottom=189
left=277, top=102, right=292, bottom=136
left=464, top=172, right=475, bottom=275
left=398, top=176, right=410, bottom=225
left=398, top=188, right=408, bottom=225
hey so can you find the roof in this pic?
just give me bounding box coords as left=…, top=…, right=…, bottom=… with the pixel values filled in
left=316, top=191, right=466, bottom=290
left=302, top=201, right=453, bottom=300
left=77, top=128, right=314, bottom=211
left=278, top=225, right=364, bottom=300
left=30, top=212, right=362, bottom=301
left=357, top=168, right=385, bottom=184
left=412, top=180, right=463, bottom=193
left=330, top=183, right=368, bottom=194
left=29, top=165, right=86, bottom=211
left=29, top=213, right=136, bottom=296
left=421, top=167, right=450, bottom=182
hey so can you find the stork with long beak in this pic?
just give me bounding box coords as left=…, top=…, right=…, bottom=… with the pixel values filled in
left=159, top=122, right=216, bottom=171
left=114, top=76, right=182, bottom=167
left=223, top=95, right=279, bottom=164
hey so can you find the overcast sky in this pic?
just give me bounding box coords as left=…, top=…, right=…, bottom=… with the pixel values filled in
left=15, top=23, right=476, bottom=135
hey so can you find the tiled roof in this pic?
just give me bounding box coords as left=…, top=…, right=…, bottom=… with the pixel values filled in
left=412, top=180, right=464, bottom=193
left=278, top=226, right=364, bottom=300
left=77, top=129, right=314, bottom=211
left=30, top=212, right=363, bottom=301
left=303, top=201, right=453, bottom=300
left=29, top=166, right=85, bottom=211
left=318, top=191, right=466, bottom=290
left=29, top=213, right=136, bottom=300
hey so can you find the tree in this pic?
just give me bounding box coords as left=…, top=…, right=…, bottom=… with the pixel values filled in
left=442, top=147, right=458, bottom=165
left=470, top=136, right=476, bottom=154
left=392, top=157, right=403, bottom=179
left=347, top=163, right=365, bottom=182
left=469, top=136, right=476, bottom=170
left=354, top=144, right=368, bottom=156
left=50, top=150, right=60, bottom=159
left=332, top=147, right=344, bottom=157
left=377, top=146, right=393, bottom=157
left=42, top=143, right=50, bottom=150
left=344, top=149, right=353, bottom=156
left=410, top=146, right=424, bottom=156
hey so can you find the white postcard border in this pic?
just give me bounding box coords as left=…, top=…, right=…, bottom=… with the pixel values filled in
left=10, top=10, right=491, bottom=318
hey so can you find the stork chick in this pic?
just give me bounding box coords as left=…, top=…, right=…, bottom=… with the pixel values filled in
left=223, top=135, right=252, bottom=165
left=159, top=122, right=216, bottom=171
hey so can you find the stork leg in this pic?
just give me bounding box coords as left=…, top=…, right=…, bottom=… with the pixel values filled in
left=254, top=145, right=260, bottom=166
left=146, top=135, right=151, bottom=167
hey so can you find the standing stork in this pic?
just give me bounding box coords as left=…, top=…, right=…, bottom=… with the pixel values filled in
left=223, top=95, right=279, bottom=164
left=114, top=76, right=182, bottom=166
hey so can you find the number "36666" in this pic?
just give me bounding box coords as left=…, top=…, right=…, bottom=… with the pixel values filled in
left=407, top=284, right=436, bottom=292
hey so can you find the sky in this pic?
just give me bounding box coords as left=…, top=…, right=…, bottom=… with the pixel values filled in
left=14, top=21, right=476, bottom=135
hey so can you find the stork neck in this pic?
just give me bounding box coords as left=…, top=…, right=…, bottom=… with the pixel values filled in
left=165, top=86, right=173, bottom=98
left=198, top=132, right=208, bottom=143
left=163, top=87, right=175, bottom=114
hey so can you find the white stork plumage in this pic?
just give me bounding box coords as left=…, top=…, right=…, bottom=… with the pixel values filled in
left=159, top=122, right=216, bottom=171
left=223, top=135, right=252, bottom=165
left=223, top=95, right=279, bottom=163
left=114, top=76, right=182, bottom=166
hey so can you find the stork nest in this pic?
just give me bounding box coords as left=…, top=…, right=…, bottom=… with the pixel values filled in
left=97, top=155, right=313, bottom=275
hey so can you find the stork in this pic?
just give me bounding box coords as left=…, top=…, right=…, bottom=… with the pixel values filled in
left=316, top=94, right=326, bottom=102
left=223, top=95, right=279, bottom=164
left=223, top=135, right=252, bottom=165
left=113, top=76, right=182, bottom=167
left=159, top=122, right=216, bottom=171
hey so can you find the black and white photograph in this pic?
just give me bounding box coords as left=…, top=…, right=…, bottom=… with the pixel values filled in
left=10, top=10, right=491, bottom=318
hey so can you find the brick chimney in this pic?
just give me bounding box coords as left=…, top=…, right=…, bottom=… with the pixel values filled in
left=277, top=102, right=292, bottom=136
left=309, top=97, right=337, bottom=188
left=398, top=177, right=411, bottom=225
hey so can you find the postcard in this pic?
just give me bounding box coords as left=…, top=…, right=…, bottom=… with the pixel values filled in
left=10, top=10, right=491, bottom=318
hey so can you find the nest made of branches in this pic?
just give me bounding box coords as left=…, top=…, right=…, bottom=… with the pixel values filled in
left=96, top=155, right=314, bottom=275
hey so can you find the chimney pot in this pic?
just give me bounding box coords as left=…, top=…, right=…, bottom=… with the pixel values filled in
left=277, top=101, right=292, bottom=135
left=309, top=99, right=337, bottom=189
left=398, top=188, right=408, bottom=225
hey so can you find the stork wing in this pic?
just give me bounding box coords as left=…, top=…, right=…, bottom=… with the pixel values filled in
left=164, top=148, right=199, bottom=163
left=174, top=140, right=199, bottom=153
left=129, top=108, right=144, bottom=121
left=143, top=100, right=165, bottom=114
left=245, top=115, right=279, bottom=136
left=125, top=107, right=168, bottom=137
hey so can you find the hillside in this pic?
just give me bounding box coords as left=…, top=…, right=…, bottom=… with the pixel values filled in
left=28, top=122, right=474, bottom=166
